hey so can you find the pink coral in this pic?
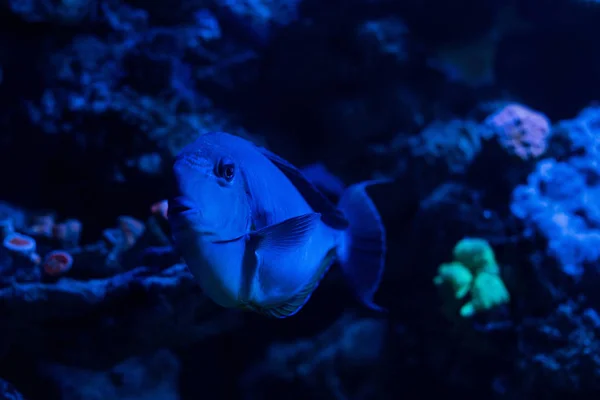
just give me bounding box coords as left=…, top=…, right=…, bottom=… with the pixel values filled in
left=4, top=233, right=36, bottom=254
left=3, top=232, right=40, bottom=265
left=118, top=216, right=145, bottom=248
left=485, top=103, right=551, bottom=160
left=43, top=250, right=73, bottom=276
left=151, top=200, right=168, bottom=220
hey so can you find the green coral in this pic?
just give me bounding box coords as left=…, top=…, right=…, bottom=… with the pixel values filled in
left=452, top=237, right=499, bottom=275
left=433, top=237, right=509, bottom=317
left=460, top=272, right=510, bottom=317
left=433, top=262, right=473, bottom=299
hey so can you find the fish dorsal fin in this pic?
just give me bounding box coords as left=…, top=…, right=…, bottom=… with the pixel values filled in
left=258, top=147, right=349, bottom=230
left=244, top=247, right=337, bottom=318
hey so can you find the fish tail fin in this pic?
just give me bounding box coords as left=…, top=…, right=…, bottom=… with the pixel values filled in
left=337, top=180, right=389, bottom=312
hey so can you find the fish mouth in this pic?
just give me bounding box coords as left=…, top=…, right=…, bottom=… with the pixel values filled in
left=168, top=197, right=199, bottom=217
left=169, top=216, right=218, bottom=238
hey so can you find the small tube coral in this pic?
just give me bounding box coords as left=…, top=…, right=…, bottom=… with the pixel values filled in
left=3, top=233, right=42, bottom=280
left=52, top=218, right=83, bottom=248
left=30, top=212, right=56, bottom=237
left=0, top=218, right=14, bottom=239
left=43, top=250, right=74, bottom=277
left=148, top=200, right=171, bottom=245
left=118, top=216, right=145, bottom=248
left=3, top=232, right=36, bottom=256
left=151, top=200, right=168, bottom=220
left=102, top=228, right=124, bottom=248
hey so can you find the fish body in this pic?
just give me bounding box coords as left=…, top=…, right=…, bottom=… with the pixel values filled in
left=168, top=132, right=388, bottom=318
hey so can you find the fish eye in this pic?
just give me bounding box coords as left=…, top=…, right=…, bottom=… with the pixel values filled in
left=217, top=158, right=235, bottom=182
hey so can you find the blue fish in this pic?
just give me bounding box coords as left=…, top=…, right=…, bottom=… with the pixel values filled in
left=168, top=132, right=388, bottom=318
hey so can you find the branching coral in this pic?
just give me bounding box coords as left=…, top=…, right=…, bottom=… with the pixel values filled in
left=511, top=106, right=600, bottom=278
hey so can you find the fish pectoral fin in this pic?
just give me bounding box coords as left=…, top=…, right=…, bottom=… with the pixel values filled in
left=250, top=248, right=337, bottom=319
left=249, top=212, right=321, bottom=255
left=244, top=213, right=332, bottom=319
left=257, top=146, right=349, bottom=230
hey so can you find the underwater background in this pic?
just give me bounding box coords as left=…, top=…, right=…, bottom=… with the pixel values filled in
left=1, top=0, right=600, bottom=398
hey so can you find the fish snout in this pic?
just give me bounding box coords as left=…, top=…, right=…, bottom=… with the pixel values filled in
left=168, top=197, right=199, bottom=217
